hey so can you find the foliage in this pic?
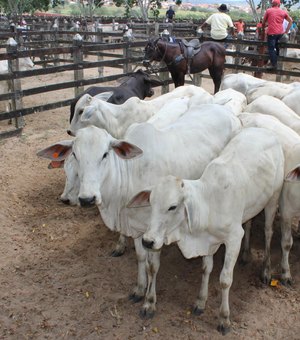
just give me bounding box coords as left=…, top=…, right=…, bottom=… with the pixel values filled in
left=112, top=0, right=168, bottom=20
left=0, top=0, right=50, bottom=15
left=248, top=0, right=300, bottom=22
left=257, top=0, right=299, bottom=11
left=48, top=2, right=300, bottom=23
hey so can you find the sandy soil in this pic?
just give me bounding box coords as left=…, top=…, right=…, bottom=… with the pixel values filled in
left=0, top=67, right=300, bottom=340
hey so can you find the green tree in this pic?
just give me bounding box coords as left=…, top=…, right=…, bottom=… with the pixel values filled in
left=77, top=0, right=104, bottom=18
left=0, top=0, right=50, bottom=16
left=113, top=0, right=182, bottom=21
left=247, top=0, right=300, bottom=22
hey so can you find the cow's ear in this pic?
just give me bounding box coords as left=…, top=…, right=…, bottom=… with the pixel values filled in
left=285, top=164, right=300, bottom=182
left=127, top=190, right=151, bottom=208
left=48, top=160, right=65, bottom=169
left=94, top=91, right=113, bottom=102
left=184, top=195, right=194, bottom=234
left=111, top=140, right=143, bottom=159
left=37, top=141, right=73, bottom=161
left=145, top=76, right=163, bottom=87
left=80, top=105, right=95, bottom=122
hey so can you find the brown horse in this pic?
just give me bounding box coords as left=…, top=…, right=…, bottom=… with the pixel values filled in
left=143, top=37, right=226, bottom=93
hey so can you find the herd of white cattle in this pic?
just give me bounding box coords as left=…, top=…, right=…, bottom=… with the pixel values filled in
left=37, top=73, right=300, bottom=335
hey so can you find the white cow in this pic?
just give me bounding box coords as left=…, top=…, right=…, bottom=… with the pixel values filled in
left=220, top=73, right=265, bottom=94
left=42, top=93, right=214, bottom=257
left=68, top=85, right=213, bottom=137
left=37, top=104, right=242, bottom=319
left=60, top=92, right=213, bottom=206
left=220, top=73, right=300, bottom=102
left=128, top=127, right=285, bottom=334
left=213, top=88, right=247, bottom=115
left=282, top=89, right=300, bottom=116
left=245, top=82, right=294, bottom=103
left=245, top=95, right=300, bottom=134
left=284, top=48, right=300, bottom=71
left=0, top=57, right=34, bottom=112
left=239, top=112, right=300, bottom=283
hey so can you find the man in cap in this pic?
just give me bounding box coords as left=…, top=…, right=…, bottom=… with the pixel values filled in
left=262, top=0, right=292, bottom=69
left=199, top=4, right=234, bottom=41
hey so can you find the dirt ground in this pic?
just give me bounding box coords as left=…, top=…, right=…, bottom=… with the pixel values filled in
left=0, top=67, right=300, bottom=340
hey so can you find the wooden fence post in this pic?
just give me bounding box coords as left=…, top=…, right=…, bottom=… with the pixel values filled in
left=146, top=22, right=151, bottom=36
left=234, top=35, right=242, bottom=73
left=96, top=22, right=104, bottom=78
left=276, top=45, right=286, bottom=82
left=123, top=34, right=133, bottom=74
left=192, top=73, right=202, bottom=87
left=6, top=38, right=24, bottom=128
left=63, top=19, right=68, bottom=41
left=73, top=34, right=84, bottom=97
left=155, top=22, right=160, bottom=36
left=52, top=21, right=59, bottom=66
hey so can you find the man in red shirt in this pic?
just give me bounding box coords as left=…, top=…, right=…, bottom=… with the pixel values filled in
left=234, top=18, right=245, bottom=38
left=262, top=0, right=292, bottom=69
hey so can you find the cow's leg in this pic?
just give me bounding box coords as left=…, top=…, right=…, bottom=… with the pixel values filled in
left=111, top=234, right=127, bottom=257
left=240, top=220, right=252, bottom=264
left=261, top=198, right=278, bottom=284
left=296, top=220, right=300, bottom=238
left=279, top=216, right=293, bottom=285
left=129, top=236, right=147, bottom=302
left=218, top=226, right=244, bottom=335
left=193, top=255, right=213, bottom=315
left=140, top=249, right=161, bottom=318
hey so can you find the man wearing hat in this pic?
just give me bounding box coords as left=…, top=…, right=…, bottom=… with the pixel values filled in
left=262, top=0, right=292, bottom=69
left=199, top=4, right=234, bottom=41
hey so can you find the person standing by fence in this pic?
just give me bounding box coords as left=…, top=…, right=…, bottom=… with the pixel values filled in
left=199, top=4, right=234, bottom=42
left=166, top=6, right=175, bottom=23
left=262, top=0, right=292, bottom=70
left=234, top=18, right=245, bottom=38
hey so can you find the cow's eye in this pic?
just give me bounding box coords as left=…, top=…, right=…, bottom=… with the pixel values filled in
left=168, top=205, right=177, bottom=211
left=102, top=152, right=108, bottom=159
left=78, top=109, right=83, bottom=116
left=72, top=152, right=77, bottom=160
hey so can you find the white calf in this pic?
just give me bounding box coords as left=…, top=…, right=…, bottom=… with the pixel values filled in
left=213, top=88, right=247, bottom=115
left=128, top=127, right=285, bottom=334
left=220, top=73, right=265, bottom=94
left=245, top=95, right=300, bottom=134
left=240, top=112, right=300, bottom=283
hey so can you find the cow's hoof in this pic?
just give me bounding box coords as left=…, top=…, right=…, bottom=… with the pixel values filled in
left=217, top=324, right=231, bottom=336
left=139, top=308, right=155, bottom=319
left=111, top=249, right=125, bottom=257
left=261, top=271, right=271, bottom=285
left=281, top=277, right=293, bottom=286
left=128, top=293, right=143, bottom=303
left=192, top=306, right=204, bottom=316
left=60, top=198, right=70, bottom=205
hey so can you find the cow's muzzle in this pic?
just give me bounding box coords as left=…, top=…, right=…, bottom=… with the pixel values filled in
left=79, top=196, right=96, bottom=207
left=142, top=238, right=154, bottom=249
left=143, top=60, right=151, bottom=67
left=67, top=129, right=75, bottom=137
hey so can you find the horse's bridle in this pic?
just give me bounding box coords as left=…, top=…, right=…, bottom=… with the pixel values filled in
left=144, top=38, right=169, bottom=65
left=154, top=39, right=169, bottom=63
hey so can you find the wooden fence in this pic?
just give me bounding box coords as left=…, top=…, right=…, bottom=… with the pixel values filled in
left=0, top=24, right=300, bottom=139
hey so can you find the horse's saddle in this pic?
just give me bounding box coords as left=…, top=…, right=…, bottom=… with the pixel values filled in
left=181, top=39, right=202, bottom=57
left=179, top=39, right=202, bottom=74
